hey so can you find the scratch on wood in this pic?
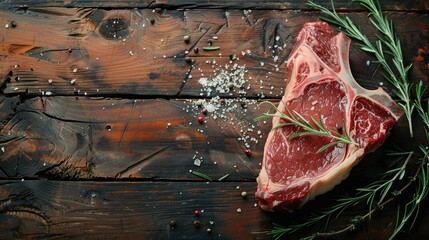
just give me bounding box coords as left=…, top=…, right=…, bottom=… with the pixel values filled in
left=115, top=146, right=170, bottom=178
left=177, top=64, right=194, bottom=95
left=118, top=100, right=136, bottom=146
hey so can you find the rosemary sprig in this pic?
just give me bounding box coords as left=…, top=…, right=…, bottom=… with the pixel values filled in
left=268, top=151, right=412, bottom=240
left=255, top=101, right=357, bottom=153
left=307, top=0, right=414, bottom=137
left=390, top=147, right=429, bottom=239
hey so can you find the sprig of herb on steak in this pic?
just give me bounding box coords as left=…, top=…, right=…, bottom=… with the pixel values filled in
left=307, top=0, right=414, bottom=138
left=268, top=0, right=429, bottom=239
left=255, top=101, right=357, bottom=153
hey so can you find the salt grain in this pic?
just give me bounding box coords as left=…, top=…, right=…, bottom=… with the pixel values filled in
left=194, top=159, right=202, bottom=166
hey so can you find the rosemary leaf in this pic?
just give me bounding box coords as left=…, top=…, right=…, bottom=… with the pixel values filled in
left=202, top=46, right=220, bottom=51
left=218, top=173, right=230, bottom=181
left=191, top=171, right=212, bottom=181
left=317, top=141, right=342, bottom=153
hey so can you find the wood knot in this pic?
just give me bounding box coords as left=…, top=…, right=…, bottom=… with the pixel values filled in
left=99, top=18, right=130, bottom=40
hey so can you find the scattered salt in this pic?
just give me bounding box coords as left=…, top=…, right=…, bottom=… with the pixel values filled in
left=194, top=159, right=202, bottom=166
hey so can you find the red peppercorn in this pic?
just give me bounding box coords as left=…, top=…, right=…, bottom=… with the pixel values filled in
left=197, top=116, right=204, bottom=124
left=220, top=99, right=226, bottom=104
left=245, top=148, right=252, bottom=156
left=194, top=210, right=201, bottom=217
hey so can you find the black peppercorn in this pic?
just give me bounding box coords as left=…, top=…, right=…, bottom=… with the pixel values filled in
left=193, top=220, right=201, bottom=227
left=170, top=220, right=176, bottom=227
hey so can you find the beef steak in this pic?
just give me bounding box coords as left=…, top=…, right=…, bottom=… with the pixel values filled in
left=255, top=22, right=404, bottom=212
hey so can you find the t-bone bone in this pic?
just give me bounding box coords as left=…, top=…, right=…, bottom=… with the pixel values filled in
left=255, top=22, right=403, bottom=212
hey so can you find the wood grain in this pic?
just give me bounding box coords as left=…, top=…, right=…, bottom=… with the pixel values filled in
left=0, top=0, right=428, bottom=11
left=0, top=95, right=273, bottom=179
left=0, top=9, right=427, bottom=97
left=1, top=180, right=428, bottom=240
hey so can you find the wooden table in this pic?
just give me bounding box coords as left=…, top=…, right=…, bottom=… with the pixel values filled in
left=0, top=1, right=428, bottom=239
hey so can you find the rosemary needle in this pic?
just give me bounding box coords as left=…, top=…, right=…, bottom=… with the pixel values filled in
left=191, top=171, right=212, bottom=182
left=202, top=46, right=220, bottom=51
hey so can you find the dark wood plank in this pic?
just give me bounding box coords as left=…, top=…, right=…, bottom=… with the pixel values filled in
left=0, top=0, right=427, bottom=11
left=0, top=95, right=273, bottom=179
left=1, top=180, right=428, bottom=240
left=0, top=9, right=427, bottom=97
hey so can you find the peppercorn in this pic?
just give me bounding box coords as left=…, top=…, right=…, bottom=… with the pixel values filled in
left=184, top=35, right=190, bottom=43
left=170, top=220, right=176, bottom=228
left=150, top=19, right=155, bottom=25
left=185, top=57, right=193, bottom=63
left=194, top=209, right=201, bottom=216
left=202, top=108, right=208, bottom=115
left=10, top=21, right=17, bottom=28
left=245, top=148, right=252, bottom=156
left=207, top=228, right=212, bottom=233
left=193, top=220, right=201, bottom=227
left=197, top=116, right=204, bottom=124
left=194, top=47, right=199, bottom=54
left=207, top=39, right=213, bottom=45
left=226, top=82, right=234, bottom=89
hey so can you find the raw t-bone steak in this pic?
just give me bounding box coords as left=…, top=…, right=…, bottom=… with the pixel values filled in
left=255, top=22, right=403, bottom=212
